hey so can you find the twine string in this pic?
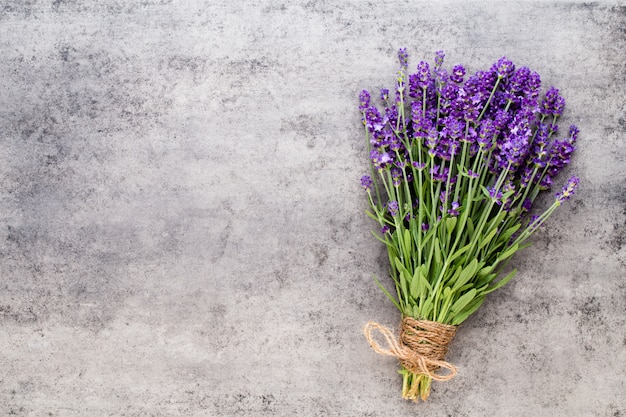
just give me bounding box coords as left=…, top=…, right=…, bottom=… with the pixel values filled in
left=364, top=317, right=458, bottom=381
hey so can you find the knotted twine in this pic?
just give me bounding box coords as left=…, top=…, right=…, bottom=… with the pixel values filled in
left=364, top=317, right=458, bottom=381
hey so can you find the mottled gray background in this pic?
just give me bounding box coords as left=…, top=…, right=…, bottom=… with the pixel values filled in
left=0, top=1, right=624, bottom=416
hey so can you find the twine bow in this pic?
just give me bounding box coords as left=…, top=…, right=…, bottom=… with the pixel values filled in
left=364, top=317, right=458, bottom=381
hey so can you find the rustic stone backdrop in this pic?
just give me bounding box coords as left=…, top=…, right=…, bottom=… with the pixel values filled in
left=1, top=1, right=624, bottom=416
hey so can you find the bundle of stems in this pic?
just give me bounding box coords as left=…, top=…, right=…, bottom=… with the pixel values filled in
left=360, top=49, right=579, bottom=401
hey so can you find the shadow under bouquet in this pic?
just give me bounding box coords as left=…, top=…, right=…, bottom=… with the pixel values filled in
left=360, top=49, right=579, bottom=401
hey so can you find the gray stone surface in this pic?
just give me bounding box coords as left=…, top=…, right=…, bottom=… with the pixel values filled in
left=0, top=0, right=624, bottom=416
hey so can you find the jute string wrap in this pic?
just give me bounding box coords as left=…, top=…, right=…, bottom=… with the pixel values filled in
left=364, top=317, right=458, bottom=381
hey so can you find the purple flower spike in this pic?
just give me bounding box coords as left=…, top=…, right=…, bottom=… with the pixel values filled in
left=487, top=186, right=503, bottom=202
left=494, top=57, right=515, bottom=79
left=381, top=225, right=390, bottom=235
left=541, top=87, right=566, bottom=116
left=448, top=202, right=460, bottom=216
left=569, top=125, right=579, bottom=142
left=398, top=48, right=409, bottom=68
left=416, top=61, right=431, bottom=88
left=359, top=90, right=371, bottom=112
left=450, top=65, right=466, bottom=83
left=509, top=67, right=530, bottom=93
left=387, top=200, right=399, bottom=216
left=556, top=176, right=580, bottom=204
left=360, top=175, right=373, bottom=191
left=434, top=50, right=445, bottom=68
left=380, top=88, right=389, bottom=101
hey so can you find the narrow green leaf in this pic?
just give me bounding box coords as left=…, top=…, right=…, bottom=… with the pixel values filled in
left=421, top=297, right=433, bottom=319
left=373, top=275, right=402, bottom=311
left=466, top=217, right=475, bottom=237
left=394, top=257, right=406, bottom=274
left=477, top=265, right=495, bottom=279
left=450, top=295, right=486, bottom=325
left=419, top=269, right=432, bottom=297
left=447, top=265, right=463, bottom=288
left=497, top=243, right=519, bottom=262
left=475, top=272, right=497, bottom=287
left=433, top=237, right=442, bottom=265
left=454, top=259, right=479, bottom=291
left=403, top=229, right=412, bottom=254
left=450, top=288, right=477, bottom=314
left=447, top=242, right=472, bottom=264
left=365, top=210, right=384, bottom=222
left=479, top=227, right=498, bottom=249
left=410, top=269, right=420, bottom=300
left=498, top=223, right=521, bottom=244
left=484, top=269, right=517, bottom=294
left=400, top=270, right=409, bottom=302
left=446, top=217, right=457, bottom=235
left=370, top=230, right=391, bottom=246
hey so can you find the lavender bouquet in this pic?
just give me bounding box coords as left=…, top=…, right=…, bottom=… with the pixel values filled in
left=360, top=49, right=579, bottom=401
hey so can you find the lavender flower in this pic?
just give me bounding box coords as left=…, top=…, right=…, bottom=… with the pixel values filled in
left=387, top=200, right=399, bottom=216
left=359, top=90, right=371, bottom=114
left=409, top=61, right=431, bottom=97
left=448, top=202, right=460, bottom=216
left=450, top=65, right=466, bottom=83
left=391, top=167, right=403, bottom=187
left=361, top=175, right=373, bottom=191
left=540, top=87, right=566, bottom=116
left=509, top=67, right=530, bottom=94
left=493, top=57, right=515, bottom=79
left=398, top=48, right=409, bottom=68
left=434, top=50, right=445, bottom=68
left=487, top=186, right=503, bottom=202
left=364, top=106, right=386, bottom=133
left=556, top=176, right=580, bottom=204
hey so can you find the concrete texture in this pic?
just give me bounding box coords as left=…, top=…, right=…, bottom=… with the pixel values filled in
left=0, top=0, right=624, bottom=415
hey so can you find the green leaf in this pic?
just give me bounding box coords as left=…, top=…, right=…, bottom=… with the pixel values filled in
left=410, top=269, right=420, bottom=300
left=419, top=268, right=432, bottom=297
left=365, top=210, right=377, bottom=221
left=403, top=228, right=412, bottom=254
left=479, top=227, right=498, bottom=249
left=420, top=297, right=433, bottom=319
left=498, top=223, right=521, bottom=244
left=399, top=270, right=409, bottom=302
left=484, top=269, right=517, bottom=294
left=448, top=242, right=472, bottom=264
left=446, top=217, right=457, bottom=235
left=466, top=217, right=475, bottom=238
left=475, top=272, right=497, bottom=287
left=453, top=259, right=479, bottom=291
left=450, top=288, right=477, bottom=314
left=476, top=265, right=495, bottom=279
left=450, top=295, right=486, bottom=325
left=447, top=265, right=463, bottom=288
left=497, top=243, right=519, bottom=262
left=373, top=275, right=402, bottom=311
left=433, top=237, right=442, bottom=265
